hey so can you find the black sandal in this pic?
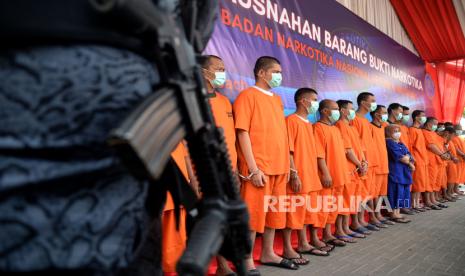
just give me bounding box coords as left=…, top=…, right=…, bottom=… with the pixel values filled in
left=314, top=243, right=334, bottom=252
left=297, top=248, right=330, bottom=256
left=391, top=217, right=411, bottom=223
left=261, top=258, right=299, bottom=270
left=324, top=238, right=346, bottom=247
left=284, top=254, right=309, bottom=266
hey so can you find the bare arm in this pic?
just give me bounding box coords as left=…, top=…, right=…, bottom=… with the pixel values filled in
left=317, top=158, right=332, bottom=188
left=455, top=147, right=465, bottom=157
left=237, top=129, right=266, bottom=187
left=346, top=148, right=366, bottom=175
left=346, top=148, right=362, bottom=167
left=289, top=153, right=302, bottom=192
left=427, top=144, right=449, bottom=160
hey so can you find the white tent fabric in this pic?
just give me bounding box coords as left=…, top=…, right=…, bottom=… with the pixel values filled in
left=336, top=0, right=419, bottom=56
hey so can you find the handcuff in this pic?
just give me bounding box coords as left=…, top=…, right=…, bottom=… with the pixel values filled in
left=290, top=168, right=299, bottom=180
left=238, top=168, right=261, bottom=181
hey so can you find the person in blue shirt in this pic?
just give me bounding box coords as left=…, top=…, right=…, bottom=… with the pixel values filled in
left=385, top=124, right=414, bottom=223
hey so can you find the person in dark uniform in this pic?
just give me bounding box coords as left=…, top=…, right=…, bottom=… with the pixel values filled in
left=0, top=0, right=205, bottom=274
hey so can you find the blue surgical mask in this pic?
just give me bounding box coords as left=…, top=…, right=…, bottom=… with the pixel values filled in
left=267, top=73, right=282, bottom=88
left=431, top=125, right=438, bottom=131
left=306, top=100, right=319, bottom=114
left=329, top=110, right=341, bottom=123
left=402, top=115, right=410, bottom=123
left=347, top=109, right=356, bottom=121
left=370, top=102, right=378, bottom=112
left=437, top=127, right=445, bottom=132
left=381, top=114, right=388, bottom=122
left=456, top=130, right=463, bottom=135
left=396, top=112, right=403, bottom=121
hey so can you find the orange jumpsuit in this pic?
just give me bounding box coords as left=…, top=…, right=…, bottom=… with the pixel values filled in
left=336, top=120, right=365, bottom=214
left=209, top=91, right=237, bottom=170
left=233, top=86, right=290, bottom=233
left=286, top=114, right=322, bottom=229
left=370, top=122, right=389, bottom=197
left=422, top=130, right=443, bottom=192
left=408, top=127, right=429, bottom=192
left=351, top=115, right=379, bottom=199
left=314, top=122, right=349, bottom=227
left=162, top=142, right=189, bottom=273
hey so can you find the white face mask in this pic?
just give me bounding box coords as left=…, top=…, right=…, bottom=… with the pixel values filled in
left=304, top=100, right=319, bottom=114
left=402, top=114, right=410, bottom=123
left=203, top=68, right=227, bottom=88
left=392, top=131, right=402, bottom=140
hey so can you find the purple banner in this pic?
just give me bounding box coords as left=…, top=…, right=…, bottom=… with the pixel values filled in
left=204, top=0, right=429, bottom=119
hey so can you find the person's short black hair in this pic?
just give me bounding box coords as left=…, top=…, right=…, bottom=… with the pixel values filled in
left=318, top=99, right=332, bottom=113
left=357, top=92, right=374, bottom=105
left=388, top=103, right=402, bottom=115
left=198, top=55, right=221, bottom=68
left=370, top=105, right=386, bottom=118
left=253, top=56, right=280, bottom=78
left=426, top=117, right=437, bottom=124
left=294, top=88, right=318, bottom=103
left=402, top=105, right=410, bottom=111
left=444, top=127, right=455, bottom=134
left=412, top=110, right=424, bottom=120
left=337, top=100, right=353, bottom=110
left=444, top=122, right=454, bottom=128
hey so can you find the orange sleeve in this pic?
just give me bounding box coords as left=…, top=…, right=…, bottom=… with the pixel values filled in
left=233, top=91, right=253, bottom=132
left=314, top=124, right=326, bottom=159
left=286, top=117, right=296, bottom=153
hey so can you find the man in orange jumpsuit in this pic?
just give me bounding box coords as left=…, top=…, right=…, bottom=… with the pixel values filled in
left=313, top=99, right=350, bottom=249
left=234, top=56, right=296, bottom=272
left=200, top=55, right=238, bottom=275
left=370, top=105, right=390, bottom=226
left=351, top=92, right=379, bottom=234
left=335, top=100, right=369, bottom=240
left=451, top=125, right=465, bottom=197
left=282, top=88, right=328, bottom=264
left=408, top=110, right=429, bottom=211
left=162, top=142, right=193, bottom=273
left=422, top=117, right=449, bottom=210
